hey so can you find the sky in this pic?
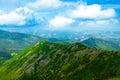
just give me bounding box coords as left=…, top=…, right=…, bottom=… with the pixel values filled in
left=0, top=0, right=120, bottom=31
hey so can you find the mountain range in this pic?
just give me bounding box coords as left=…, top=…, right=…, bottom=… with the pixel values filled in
left=0, top=41, right=120, bottom=80
left=0, top=30, right=120, bottom=66
left=82, top=38, right=120, bottom=51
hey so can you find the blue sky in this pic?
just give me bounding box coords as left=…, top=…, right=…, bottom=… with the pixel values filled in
left=0, top=0, right=120, bottom=31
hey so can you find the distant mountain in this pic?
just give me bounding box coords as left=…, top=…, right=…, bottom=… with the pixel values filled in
left=0, top=41, right=120, bottom=80
left=0, top=30, right=43, bottom=65
left=81, top=37, right=120, bottom=51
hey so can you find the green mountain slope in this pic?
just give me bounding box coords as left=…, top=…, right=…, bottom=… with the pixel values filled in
left=82, top=37, right=120, bottom=51
left=0, top=30, right=42, bottom=65
left=0, top=41, right=120, bottom=80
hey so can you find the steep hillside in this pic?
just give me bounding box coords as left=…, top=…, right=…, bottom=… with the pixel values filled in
left=0, top=30, right=43, bottom=65
left=82, top=38, right=120, bottom=51
left=0, top=41, right=120, bottom=80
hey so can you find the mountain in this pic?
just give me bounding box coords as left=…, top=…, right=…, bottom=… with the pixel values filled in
left=0, top=41, right=120, bottom=80
left=81, top=37, right=120, bottom=51
left=0, top=30, right=43, bottom=65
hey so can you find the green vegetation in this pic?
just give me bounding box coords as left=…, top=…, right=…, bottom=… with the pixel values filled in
left=0, top=52, right=11, bottom=65
left=0, top=30, right=42, bottom=65
left=0, top=40, right=120, bottom=80
left=0, top=30, right=42, bottom=53
left=82, top=37, right=120, bottom=51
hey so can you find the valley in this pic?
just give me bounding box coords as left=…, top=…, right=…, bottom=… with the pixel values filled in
left=0, top=30, right=43, bottom=65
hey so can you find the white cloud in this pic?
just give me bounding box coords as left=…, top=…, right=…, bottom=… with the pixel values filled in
left=0, top=0, right=118, bottom=29
left=49, top=16, right=74, bottom=28
left=27, top=0, right=62, bottom=11
left=70, top=4, right=116, bottom=19
left=96, top=19, right=119, bottom=25
left=0, top=7, right=36, bottom=26
left=79, top=19, right=119, bottom=27
left=15, top=7, right=33, bottom=15
left=0, top=11, right=26, bottom=25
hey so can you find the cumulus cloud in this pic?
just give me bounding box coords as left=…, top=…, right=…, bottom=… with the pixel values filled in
left=49, top=16, right=74, bottom=28
left=27, top=0, right=62, bottom=11
left=0, top=11, right=26, bottom=25
left=0, top=0, right=118, bottom=29
left=0, top=7, right=37, bottom=26
left=70, top=4, right=116, bottom=19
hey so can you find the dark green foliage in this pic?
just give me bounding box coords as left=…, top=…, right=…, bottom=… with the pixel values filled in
left=0, top=41, right=120, bottom=80
left=0, top=52, right=11, bottom=65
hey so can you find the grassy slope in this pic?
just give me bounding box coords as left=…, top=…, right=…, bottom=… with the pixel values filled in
left=0, top=41, right=120, bottom=80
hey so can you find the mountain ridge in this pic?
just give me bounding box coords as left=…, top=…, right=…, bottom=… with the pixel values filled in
left=82, top=37, right=120, bottom=51
left=0, top=41, right=120, bottom=80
